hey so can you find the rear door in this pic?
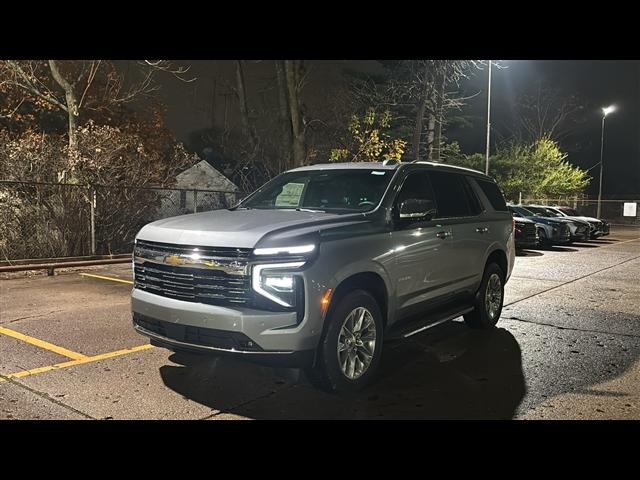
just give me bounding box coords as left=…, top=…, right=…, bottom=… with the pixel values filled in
left=428, top=170, right=487, bottom=293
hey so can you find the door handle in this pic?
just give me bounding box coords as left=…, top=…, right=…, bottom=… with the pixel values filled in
left=476, top=227, right=489, bottom=234
left=436, top=231, right=451, bottom=239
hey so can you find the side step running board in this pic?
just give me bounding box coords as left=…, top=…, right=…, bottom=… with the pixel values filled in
left=386, top=306, right=474, bottom=341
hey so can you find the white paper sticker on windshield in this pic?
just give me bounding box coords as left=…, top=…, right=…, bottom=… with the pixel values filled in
left=275, top=182, right=305, bottom=207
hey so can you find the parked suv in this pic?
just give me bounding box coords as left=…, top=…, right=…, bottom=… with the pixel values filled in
left=132, top=161, right=515, bottom=392
left=546, top=206, right=610, bottom=238
left=524, top=205, right=590, bottom=242
left=508, top=205, right=571, bottom=247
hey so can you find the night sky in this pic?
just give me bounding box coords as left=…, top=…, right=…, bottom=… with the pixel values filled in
left=157, top=60, right=639, bottom=197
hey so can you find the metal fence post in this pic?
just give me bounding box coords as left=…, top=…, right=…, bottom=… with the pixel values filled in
left=193, top=189, right=198, bottom=213
left=90, top=187, right=96, bottom=255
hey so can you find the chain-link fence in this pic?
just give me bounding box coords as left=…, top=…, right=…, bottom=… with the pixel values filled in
left=522, top=196, right=640, bottom=226
left=0, top=181, right=247, bottom=261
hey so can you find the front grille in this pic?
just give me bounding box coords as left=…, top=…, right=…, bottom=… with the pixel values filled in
left=136, top=239, right=251, bottom=260
left=522, top=222, right=536, bottom=241
left=134, top=240, right=252, bottom=307
left=134, top=262, right=251, bottom=306
left=133, top=313, right=262, bottom=351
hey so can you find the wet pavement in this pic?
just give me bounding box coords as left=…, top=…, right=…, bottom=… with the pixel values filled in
left=1, top=227, right=639, bottom=419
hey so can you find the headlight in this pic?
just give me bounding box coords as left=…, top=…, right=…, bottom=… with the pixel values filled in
left=252, top=262, right=305, bottom=307
left=254, top=244, right=315, bottom=256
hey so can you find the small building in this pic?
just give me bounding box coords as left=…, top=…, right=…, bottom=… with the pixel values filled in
left=161, top=160, right=239, bottom=216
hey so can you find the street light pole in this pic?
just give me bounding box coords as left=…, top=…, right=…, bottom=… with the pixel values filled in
left=485, top=60, right=492, bottom=176
left=597, top=105, right=616, bottom=218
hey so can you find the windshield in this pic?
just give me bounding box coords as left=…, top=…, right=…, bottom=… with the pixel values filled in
left=560, top=207, right=580, bottom=216
left=239, top=168, right=393, bottom=213
left=509, top=206, right=535, bottom=217
left=526, top=206, right=561, bottom=217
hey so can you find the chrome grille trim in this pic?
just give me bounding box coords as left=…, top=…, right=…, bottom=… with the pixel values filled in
left=133, top=240, right=252, bottom=306
left=134, top=240, right=250, bottom=276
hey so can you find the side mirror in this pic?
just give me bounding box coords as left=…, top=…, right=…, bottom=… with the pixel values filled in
left=399, top=198, right=435, bottom=221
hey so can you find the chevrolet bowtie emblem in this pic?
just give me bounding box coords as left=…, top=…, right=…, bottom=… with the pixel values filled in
left=163, top=254, right=222, bottom=269
left=164, top=254, right=185, bottom=266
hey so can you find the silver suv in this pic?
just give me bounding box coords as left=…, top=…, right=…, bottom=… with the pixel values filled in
left=132, top=161, right=515, bottom=392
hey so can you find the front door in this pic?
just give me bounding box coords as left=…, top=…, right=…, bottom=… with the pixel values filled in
left=386, top=169, right=453, bottom=317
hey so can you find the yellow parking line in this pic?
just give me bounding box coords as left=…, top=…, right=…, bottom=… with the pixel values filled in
left=0, top=326, right=87, bottom=360
left=0, top=344, right=154, bottom=383
left=80, top=273, right=133, bottom=285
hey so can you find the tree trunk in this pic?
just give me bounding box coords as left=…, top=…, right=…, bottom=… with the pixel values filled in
left=426, top=113, right=436, bottom=160
left=48, top=60, right=78, bottom=182
left=235, top=60, right=256, bottom=152
left=284, top=60, right=306, bottom=168
left=275, top=60, right=292, bottom=171
left=430, top=71, right=446, bottom=161
left=411, top=64, right=431, bottom=162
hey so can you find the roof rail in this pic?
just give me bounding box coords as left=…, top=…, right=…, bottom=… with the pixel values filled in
left=382, top=158, right=399, bottom=166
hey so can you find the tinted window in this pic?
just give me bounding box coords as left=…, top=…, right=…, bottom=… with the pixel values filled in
left=476, top=179, right=508, bottom=211
left=396, top=170, right=435, bottom=205
left=429, top=171, right=473, bottom=218
left=462, top=176, right=483, bottom=215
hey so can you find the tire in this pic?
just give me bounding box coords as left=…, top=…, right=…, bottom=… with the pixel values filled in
left=464, top=263, right=505, bottom=330
left=305, top=289, right=384, bottom=393
left=537, top=228, right=548, bottom=248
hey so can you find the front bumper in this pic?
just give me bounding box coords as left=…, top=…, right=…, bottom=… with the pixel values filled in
left=131, top=287, right=320, bottom=366
left=548, top=225, right=571, bottom=244
left=133, top=313, right=314, bottom=367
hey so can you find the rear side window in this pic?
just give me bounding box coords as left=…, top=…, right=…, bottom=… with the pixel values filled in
left=429, top=171, right=475, bottom=218
left=476, top=179, right=508, bottom=211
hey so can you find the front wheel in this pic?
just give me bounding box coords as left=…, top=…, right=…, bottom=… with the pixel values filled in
left=537, top=228, right=548, bottom=247
left=305, top=289, right=384, bottom=393
left=464, top=263, right=505, bottom=329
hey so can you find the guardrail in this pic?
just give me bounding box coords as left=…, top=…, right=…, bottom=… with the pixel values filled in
left=0, top=254, right=131, bottom=276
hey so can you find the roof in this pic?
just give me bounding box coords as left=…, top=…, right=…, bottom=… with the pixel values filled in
left=288, top=161, right=489, bottom=178
left=289, top=162, right=400, bottom=172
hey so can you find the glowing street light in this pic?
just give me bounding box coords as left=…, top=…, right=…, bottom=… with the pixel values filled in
left=597, top=105, right=616, bottom=218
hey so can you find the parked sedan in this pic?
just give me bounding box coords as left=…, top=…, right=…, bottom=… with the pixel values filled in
left=548, top=206, right=610, bottom=238
left=524, top=205, right=590, bottom=242
left=508, top=205, right=571, bottom=247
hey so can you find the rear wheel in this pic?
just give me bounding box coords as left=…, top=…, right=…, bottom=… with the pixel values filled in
left=464, top=263, right=504, bottom=329
left=305, top=289, right=383, bottom=393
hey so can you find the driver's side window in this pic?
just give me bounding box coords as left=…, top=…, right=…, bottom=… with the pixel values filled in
left=395, top=170, right=437, bottom=225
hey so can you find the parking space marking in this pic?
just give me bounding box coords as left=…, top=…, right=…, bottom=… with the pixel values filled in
left=0, top=344, right=153, bottom=383
left=79, top=273, right=133, bottom=285
left=0, top=325, right=87, bottom=360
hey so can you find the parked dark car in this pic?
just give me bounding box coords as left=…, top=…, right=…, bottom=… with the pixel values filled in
left=524, top=205, right=590, bottom=242
left=508, top=205, right=571, bottom=247
left=548, top=206, right=610, bottom=238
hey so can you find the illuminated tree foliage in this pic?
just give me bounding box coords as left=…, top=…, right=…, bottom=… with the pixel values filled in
left=330, top=108, right=407, bottom=162
left=444, top=137, right=590, bottom=201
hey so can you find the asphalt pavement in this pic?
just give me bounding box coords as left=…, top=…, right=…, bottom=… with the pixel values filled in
left=1, top=227, right=639, bottom=419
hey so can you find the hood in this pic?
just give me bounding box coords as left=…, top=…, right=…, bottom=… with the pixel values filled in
left=514, top=217, right=536, bottom=224
left=557, top=216, right=591, bottom=226
left=528, top=215, right=567, bottom=226
left=135, top=208, right=369, bottom=248
left=570, top=215, right=602, bottom=223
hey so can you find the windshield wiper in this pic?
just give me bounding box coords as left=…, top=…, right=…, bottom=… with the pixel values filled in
left=295, top=208, right=326, bottom=213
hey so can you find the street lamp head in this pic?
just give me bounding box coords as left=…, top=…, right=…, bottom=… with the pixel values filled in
left=602, top=105, right=616, bottom=117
